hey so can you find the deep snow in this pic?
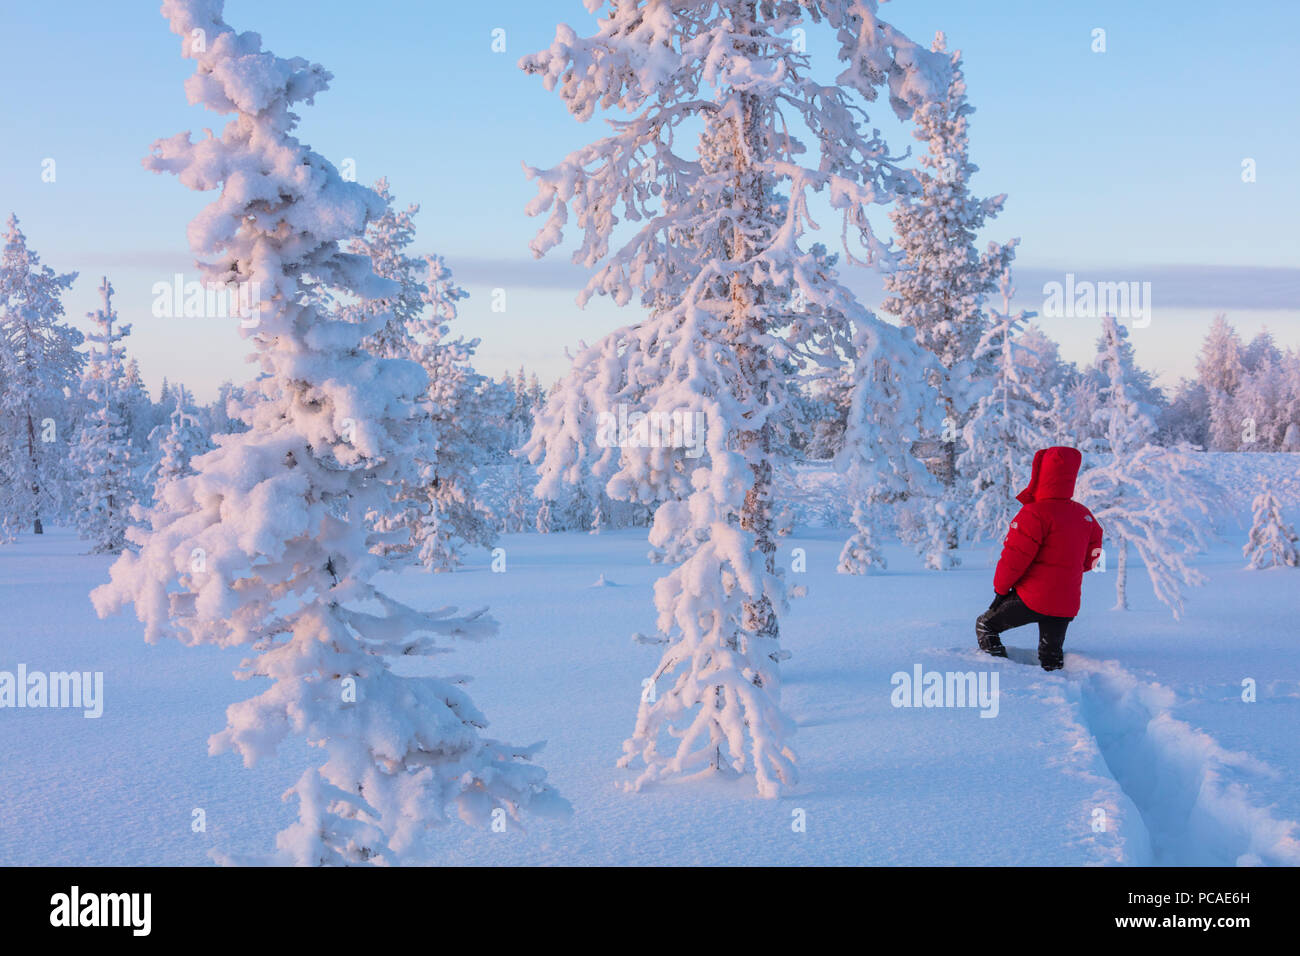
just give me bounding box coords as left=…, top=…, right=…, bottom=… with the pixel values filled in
left=1, top=455, right=1297, bottom=866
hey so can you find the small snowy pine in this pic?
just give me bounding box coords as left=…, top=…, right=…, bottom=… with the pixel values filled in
left=147, top=386, right=209, bottom=508
left=70, top=278, right=139, bottom=554
left=0, top=215, right=82, bottom=539
left=1243, top=482, right=1299, bottom=570
left=1197, top=314, right=1246, bottom=452
left=957, top=267, right=1052, bottom=545
left=836, top=321, right=945, bottom=574
left=346, top=181, right=499, bottom=572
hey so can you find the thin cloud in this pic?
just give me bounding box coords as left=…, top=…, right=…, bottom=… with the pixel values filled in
left=1013, top=266, right=1300, bottom=312
left=72, top=251, right=1300, bottom=313
left=837, top=263, right=1300, bottom=313
left=449, top=256, right=592, bottom=290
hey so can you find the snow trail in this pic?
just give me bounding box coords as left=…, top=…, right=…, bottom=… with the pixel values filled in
left=1065, top=656, right=1300, bottom=866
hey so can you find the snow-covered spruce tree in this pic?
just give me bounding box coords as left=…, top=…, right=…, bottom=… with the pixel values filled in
left=879, top=33, right=1015, bottom=567
left=202, top=378, right=249, bottom=439
left=92, top=0, right=565, bottom=865
left=523, top=338, right=661, bottom=538
left=119, top=358, right=159, bottom=456
left=1156, top=377, right=1211, bottom=448
left=410, top=255, right=502, bottom=568
left=1016, top=323, right=1076, bottom=396
left=1233, top=348, right=1287, bottom=451
left=835, top=320, right=944, bottom=573
left=802, top=366, right=852, bottom=460
left=1074, top=315, right=1207, bottom=618
left=502, top=367, right=547, bottom=452
left=345, top=181, right=498, bottom=571
left=524, top=330, right=655, bottom=539
left=956, top=267, right=1053, bottom=545
left=1243, top=481, right=1299, bottom=569
left=0, top=215, right=82, bottom=539
left=522, top=1, right=948, bottom=796
left=70, top=278, right=139, bottom=553
left=1241, top=328, right=1282, bottom=377
left=532, top=351, right=629, bottom=533
left=1283, top=349, right=1300, bottom=451
left=1282, top=420, right=1300, bottom=452
left=504, top=460, right=537, bottom=533
left=1197, top=314, right=1246, bottom=451
left=146, top=386, right=210, bottom=507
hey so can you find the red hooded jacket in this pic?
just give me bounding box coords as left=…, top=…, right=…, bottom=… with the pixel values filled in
left=992, top=446, right=1103, bottom=618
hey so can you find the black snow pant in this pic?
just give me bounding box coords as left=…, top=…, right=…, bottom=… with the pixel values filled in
left=976, top=590, right=1072, bottom=670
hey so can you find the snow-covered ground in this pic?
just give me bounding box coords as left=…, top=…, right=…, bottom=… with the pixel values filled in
left=1, top=453, right=1298, bottom=866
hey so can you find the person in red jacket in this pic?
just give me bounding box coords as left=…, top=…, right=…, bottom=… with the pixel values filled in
left=976, top=446, right=1103, bottom=671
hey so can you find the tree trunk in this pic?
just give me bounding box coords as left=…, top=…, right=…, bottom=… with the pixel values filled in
left=727, top=59, right=780, bottom=658
left=1114, top=537, right=1128, bottom=610
left=942, top=414, right=958, bottom=549
left=26, top=409, right=42, bottom=534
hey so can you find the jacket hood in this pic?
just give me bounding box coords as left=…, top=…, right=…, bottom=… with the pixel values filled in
left=1016, top=446, right=1082, bottom=504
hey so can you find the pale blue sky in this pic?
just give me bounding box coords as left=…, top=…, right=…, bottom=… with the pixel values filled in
left=1, top=0, right=1296, bottom=399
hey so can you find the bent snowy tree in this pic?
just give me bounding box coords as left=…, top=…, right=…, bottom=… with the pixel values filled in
left=522, top=0, right=948, bottom=796
left=1074, top=316, right=1208, bottom=619
left=92, top=0, right=565, bottom=865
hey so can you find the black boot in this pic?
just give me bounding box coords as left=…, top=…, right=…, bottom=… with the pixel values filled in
left=976, top=618, right=1007, bottom=658
left=1038, top=637, right=1064, bottom=671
